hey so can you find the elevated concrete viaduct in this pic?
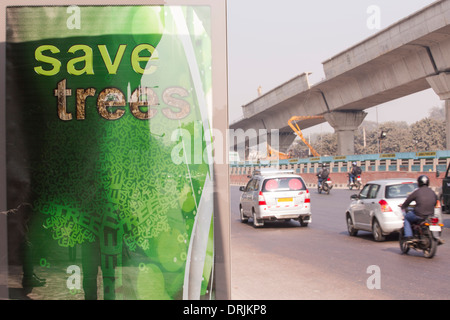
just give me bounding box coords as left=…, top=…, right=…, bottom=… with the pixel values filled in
left=230, top=0, right=450, bottom=158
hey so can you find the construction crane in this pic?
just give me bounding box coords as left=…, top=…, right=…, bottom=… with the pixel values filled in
left=267, top=144, right=291, bottom=160
left=287, top=115, right=324, bottom=158
left=264, top=115, right=324, bottom=160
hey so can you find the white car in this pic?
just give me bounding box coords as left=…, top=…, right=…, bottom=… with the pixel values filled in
left=345, top=178, right=443, bottom=241
left=239, top=169, right=311, bottom=228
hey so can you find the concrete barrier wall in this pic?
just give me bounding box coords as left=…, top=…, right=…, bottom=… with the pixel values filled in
left=230, top=171, right=443, bottom=193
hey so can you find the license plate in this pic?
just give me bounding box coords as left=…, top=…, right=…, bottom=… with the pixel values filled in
left=430, top=225, right=441, bottom=232
left=278, top=198, right=293, bottom=203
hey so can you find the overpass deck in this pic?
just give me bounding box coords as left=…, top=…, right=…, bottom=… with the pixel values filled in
left=230, top=0, right=450, bottom=155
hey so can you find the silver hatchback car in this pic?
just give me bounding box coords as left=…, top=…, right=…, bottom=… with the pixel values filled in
left=239, top=169, right=311, bottom=228
left=345, top=178, right=443, bottom=241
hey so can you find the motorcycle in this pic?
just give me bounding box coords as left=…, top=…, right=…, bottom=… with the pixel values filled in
left=348, top=174, right=362, bottom=190
left=318, top=177, right=333, bottom=195
left=399, top=215, right=443, bottom=259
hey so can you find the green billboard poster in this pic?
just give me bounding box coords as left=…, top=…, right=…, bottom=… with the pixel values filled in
left=2, top=2, right=229, bottom=300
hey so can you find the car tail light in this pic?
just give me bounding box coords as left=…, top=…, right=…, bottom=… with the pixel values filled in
left=258, top=191, right=266, bottom=206
left=305, top=189, right=310, bottom=203
left=379, top=199, right=392, bottom=212
left=435, top=200, right=441, bottom=208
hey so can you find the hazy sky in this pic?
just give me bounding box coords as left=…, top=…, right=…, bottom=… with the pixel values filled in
left=226, top=0, right=442, bottom=134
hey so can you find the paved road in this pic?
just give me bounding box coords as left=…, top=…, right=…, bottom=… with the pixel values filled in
left=230, top=186, right=450, bottom=300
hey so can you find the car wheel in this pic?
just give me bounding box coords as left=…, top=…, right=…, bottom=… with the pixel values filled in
left=299, top=217, right=309, bottom=227
left=252, top=210, right=263, bottom=228
left=372, top=219, right=386, bottom=242
left=346, top=214, right=358, bottom=236
left=240, top=206, right=248, bottom=223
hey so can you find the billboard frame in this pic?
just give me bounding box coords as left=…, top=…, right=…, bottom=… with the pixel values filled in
left=0, top=0, right=229, bottom=300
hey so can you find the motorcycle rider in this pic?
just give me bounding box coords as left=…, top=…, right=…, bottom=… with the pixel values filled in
left=400, top=175, right=438, bottom=242
left=316, top=163, right=329, bottom=189
left=348, top=162, right=362, bottom=186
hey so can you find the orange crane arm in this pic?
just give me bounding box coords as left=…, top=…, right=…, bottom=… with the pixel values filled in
left=288, top=115, right=324, bottom=158
left=267, top=144, right=291, bottom=160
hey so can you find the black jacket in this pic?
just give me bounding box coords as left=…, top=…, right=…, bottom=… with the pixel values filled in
left=316, top=168, right=329, bottom=179
left=401, top=186, right=437, bottom=217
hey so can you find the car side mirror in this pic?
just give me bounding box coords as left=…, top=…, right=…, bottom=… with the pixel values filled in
left=239, top=186, right=245, bottom=192
left=351, top=194, right=359, bottom=200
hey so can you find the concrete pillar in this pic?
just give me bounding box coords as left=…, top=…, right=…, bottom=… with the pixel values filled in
left=324, top=111, right=367, bottom=155
left=426, top=73, right=450, bottom=149
left=446, top=101, right=450, bottom=150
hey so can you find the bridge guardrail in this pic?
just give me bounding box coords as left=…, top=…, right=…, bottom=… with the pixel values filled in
left=230, top=150, right=450, bottom=172
left=230, top=150, right=450, bottom=192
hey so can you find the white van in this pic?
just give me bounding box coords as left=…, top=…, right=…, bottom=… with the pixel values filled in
left=239, top=169, right=311, bottom=228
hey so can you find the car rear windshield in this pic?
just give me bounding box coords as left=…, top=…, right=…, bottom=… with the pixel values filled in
left=385, top=182, right=418, bottom=198
left=262, top=177, right=306, bottom=192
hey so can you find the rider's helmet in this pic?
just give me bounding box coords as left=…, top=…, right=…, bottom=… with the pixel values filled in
left=418, top=175, right=430, bottom=187
left=352, top=162, right=357, bottom=166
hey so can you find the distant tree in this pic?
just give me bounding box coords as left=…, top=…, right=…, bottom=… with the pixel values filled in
left=355, top=126, right=377, bottom=154
left=289, top=107, right=447, bottom=158
left=359, top=120, right=379, bottom=132
left=428, top=105, right=445, bottom=120
left=377, top=121, right=413, bottom=153
left=410, top=117, right=445, bottom=151
left=289, top=140, right=310, bottom=158
left=312, top=132, right=337, bottom=156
